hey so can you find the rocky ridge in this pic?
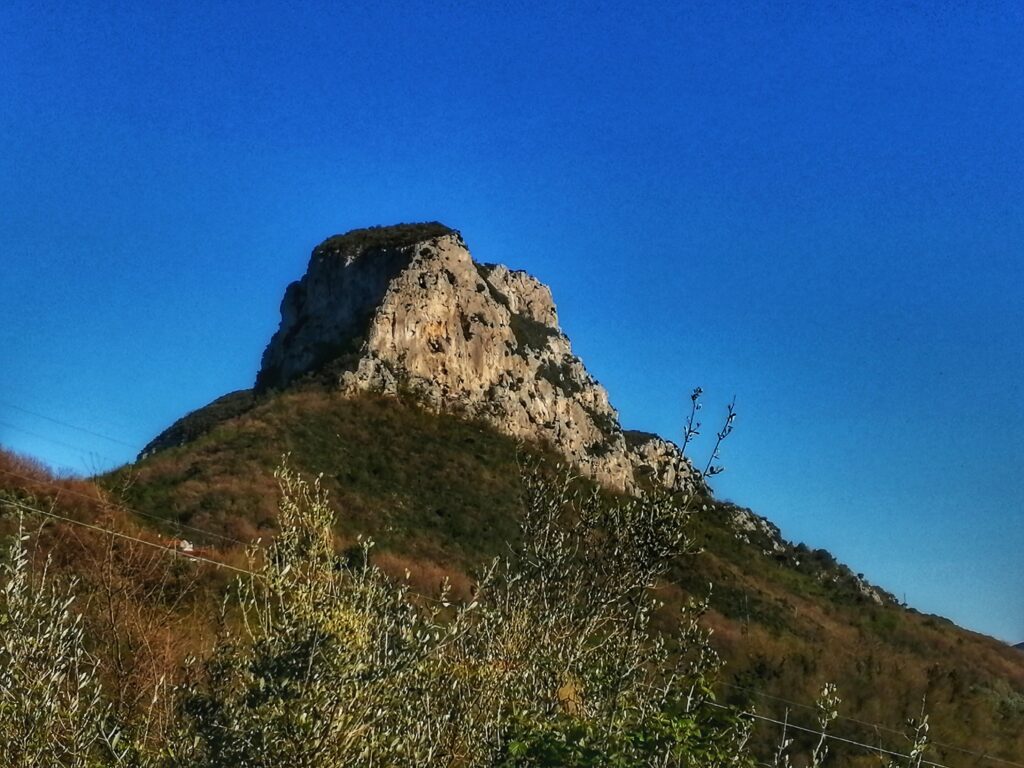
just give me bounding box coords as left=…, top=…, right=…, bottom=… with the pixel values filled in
left=139, top=221, right=895, bottom=606
left=255, top=223, right=695, bottom=494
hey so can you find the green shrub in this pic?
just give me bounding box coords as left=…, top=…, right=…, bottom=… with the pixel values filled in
left=0, top=458, right=935, bottom=767
left=165, top=461, right=758, bottom=766
left=0, top=523, right=112, bottom=766
left=315, top=222, right=455, bottom=255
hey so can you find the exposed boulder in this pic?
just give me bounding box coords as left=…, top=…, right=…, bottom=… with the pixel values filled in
left=624, top=431, right=699, bottom=492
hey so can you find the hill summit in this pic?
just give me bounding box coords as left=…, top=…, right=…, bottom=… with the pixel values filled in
left=228, top=223, right=694, bottom=493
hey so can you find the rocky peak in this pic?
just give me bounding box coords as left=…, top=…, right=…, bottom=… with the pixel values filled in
left=256, top=223, right=695, bottom=493
left=255, top=223, right=457, bottom=392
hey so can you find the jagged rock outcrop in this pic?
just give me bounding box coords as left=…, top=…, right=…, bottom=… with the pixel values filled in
left=624, top=431, right=697, bottom=491
left=138, top=222, right=896, bottom=605
left=255, top=223, right=696, bottom=493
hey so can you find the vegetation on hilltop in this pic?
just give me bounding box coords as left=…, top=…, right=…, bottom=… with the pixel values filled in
left=315, top=221, right=455, bottom=255
left=108, top=390, right=555, bottom=581
left=140, top=389, right=257, bottom=458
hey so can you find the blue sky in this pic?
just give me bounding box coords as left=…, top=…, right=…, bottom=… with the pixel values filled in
left=1, top=1, right=1021, bottom=642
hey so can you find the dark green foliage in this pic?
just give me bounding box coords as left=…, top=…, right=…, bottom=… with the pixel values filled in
left=140, top=390, right=256, bottom=458
left=97, top=392, right=1024, bottom=765
left=144, top=462, right=759, bottom=766
left=108, top=390, right=555, bottom=563
left=315, top=222, right=455, bottom=255
left=498, top=710, right=755, bottom=768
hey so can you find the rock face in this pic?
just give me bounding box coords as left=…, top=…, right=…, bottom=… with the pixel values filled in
left=256, top=223, right=696, bottom=493
left=624, top=431, right=697, bottom=491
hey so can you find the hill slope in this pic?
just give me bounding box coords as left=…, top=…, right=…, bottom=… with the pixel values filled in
left=102, top=385, right=1024, bottom=765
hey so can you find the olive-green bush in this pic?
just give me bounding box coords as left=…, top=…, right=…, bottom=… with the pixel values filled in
left=0, top=461, right=931, bottom=766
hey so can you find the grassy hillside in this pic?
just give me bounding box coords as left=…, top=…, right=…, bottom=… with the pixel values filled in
left=3, top=388, right=1021, bottom=764
left=88, top=387, right=1024, bottom=765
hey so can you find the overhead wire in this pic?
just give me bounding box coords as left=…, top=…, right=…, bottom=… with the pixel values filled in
left=0, top=399, right=138, bottom=448
left=715, top=680, right=1024, bottom=768
left=0, top=400, right=246, bottom=545
left=0, top=465, right=245, bottom=545
left=706, top=701, right=952, bottom=768
left=1, top=497, right=255, bottom=578
left=0, top=418, right=122, bottom=466
left=0, top=496, right=452, bottom=608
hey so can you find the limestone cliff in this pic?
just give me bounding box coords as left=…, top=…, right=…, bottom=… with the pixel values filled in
left=254, top=223, right=695, bottom=493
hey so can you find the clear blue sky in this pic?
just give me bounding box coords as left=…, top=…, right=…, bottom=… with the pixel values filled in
left=1, top=1, right=1021, bottom=642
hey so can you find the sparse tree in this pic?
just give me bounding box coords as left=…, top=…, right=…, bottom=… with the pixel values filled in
left=0, top=519, right=110, bottom=767
left=171, top=460, right=756, bottom=767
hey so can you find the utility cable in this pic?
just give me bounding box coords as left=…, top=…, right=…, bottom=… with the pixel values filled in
left=0, top=399, right=138, bottom=448
left=0, top=495, right=448, bottom=605
left=0, top=402, right=245, bottom=545
left=1, top=402, right=1021, bottom=766
left=706, top=701, right=952, bottom=768
left=0, top=497, right=1016, bottom=766
left=1, top=497, right=255, bottom=578
left=0, top=462, right=245, bottom=548
left=715, top=680, right=1024, bottom=768
left=0, top=418, right=121, bottom=465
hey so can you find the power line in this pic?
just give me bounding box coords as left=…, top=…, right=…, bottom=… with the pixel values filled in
left=1, top=497, right=255, bottom=578
left=0, top=499, right=1016, bottom=767
left=1, top=402, right=1021, bottom=766
left=0, top=400, right=244, bottom=545
left=719, top=679, right=905, bottom=733
left=716, top=680, right=1024, bottom=768
left=0, top=418, right=121, bottom=466
left=0, top=400, right=138, bottom=448
left=0, top=465, right=245, bottom=546
left=706, top=701, right=952, bottom=768
left=1, top=496, right=448, bottom=607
